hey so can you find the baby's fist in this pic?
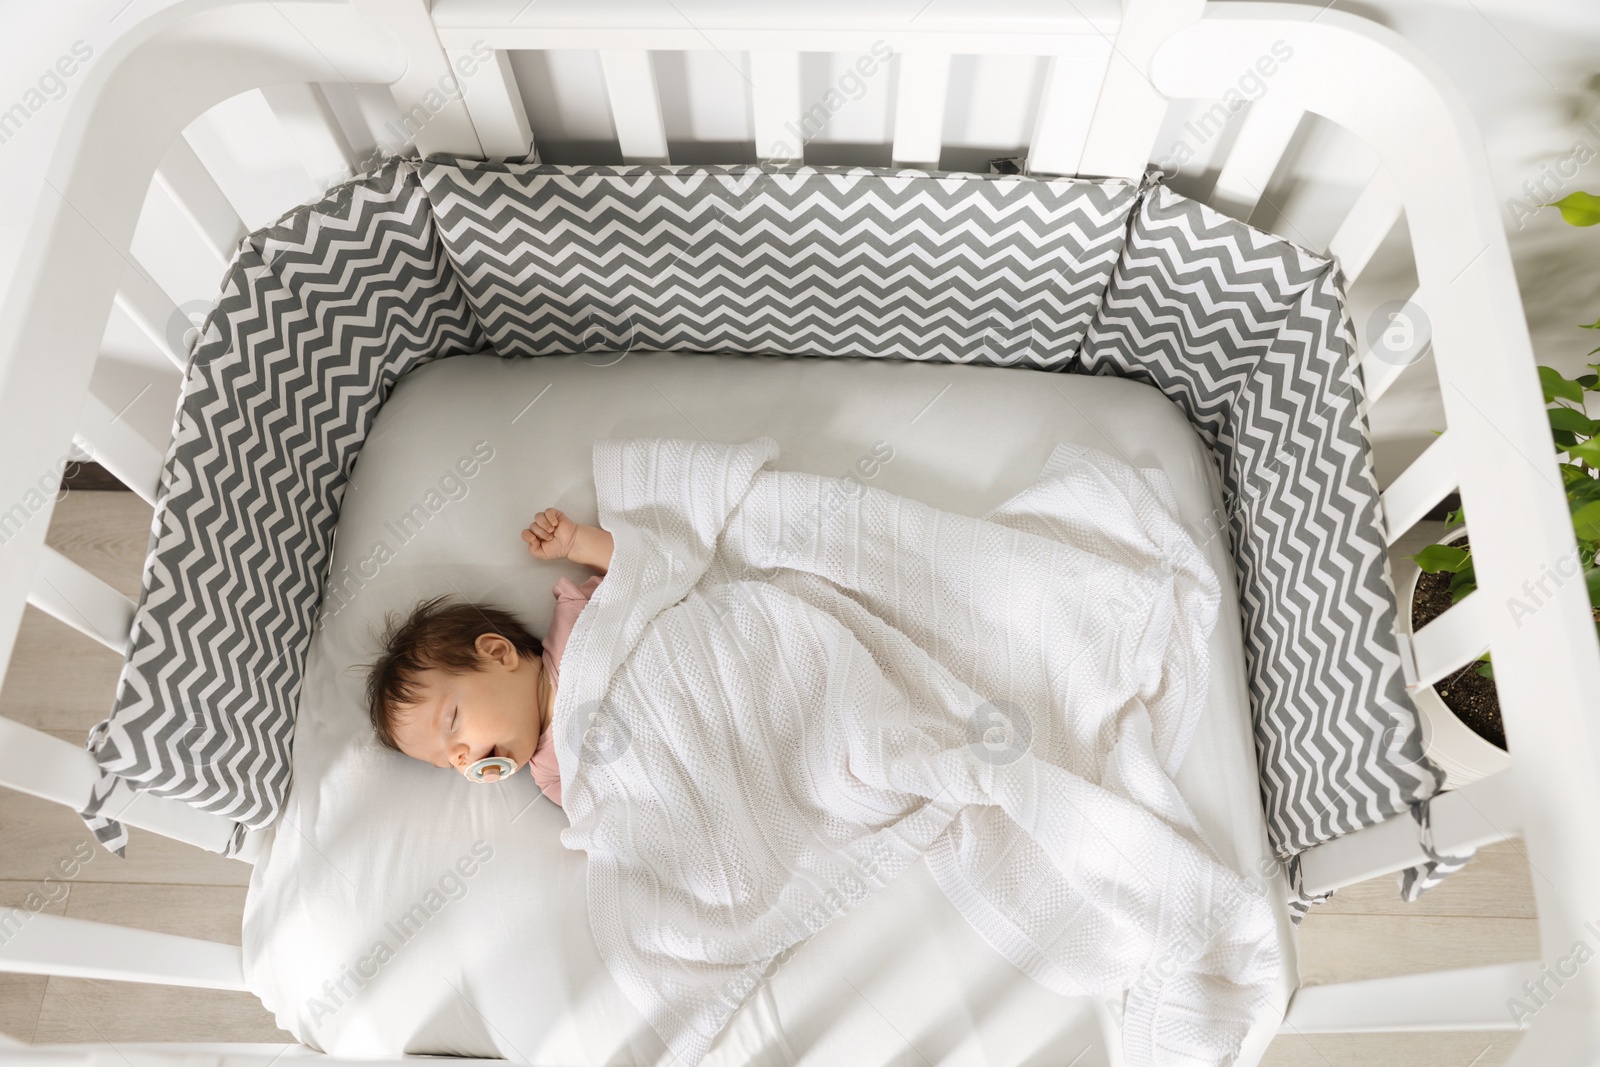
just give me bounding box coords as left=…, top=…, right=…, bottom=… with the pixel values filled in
left=523, top=507, right=577, bottom=561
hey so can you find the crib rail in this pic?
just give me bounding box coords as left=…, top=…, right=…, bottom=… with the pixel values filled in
left=1207, top=100, right=1302, bottom=219
left=1152, top=7, right=1600, bottom=1060
left=1379, top=429, right=1456, bottom=545
left=1326, top=170, right=1406, bottom=282
left=28, top=547, right=133, bottom=655
left=1, top=0, right=1596, bottom=1061
left=1283, top=962, right=1537, bottom=1033
left=259, top=84, right=362, bottom=188
left=0, top=910, right=247, bottom=991
left=1299, top=767, right=1519, bottom=895
left=0, top=717, right=245, bottom=856
left=153, top=135, right=249, bottom=269
left=112, top=264, right=190, bottom=372
left=425, top=0, right=1156, bottom=175
left=0, top=1, right=404, bottom=884
left=0, top=1048, right=510, bottom=1067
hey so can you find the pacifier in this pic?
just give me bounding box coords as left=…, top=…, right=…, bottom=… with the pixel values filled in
left=464, top=755, right=518, bottom=783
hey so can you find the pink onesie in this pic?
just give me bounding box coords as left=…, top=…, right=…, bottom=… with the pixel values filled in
left=529, top=574, right=601, bottom=806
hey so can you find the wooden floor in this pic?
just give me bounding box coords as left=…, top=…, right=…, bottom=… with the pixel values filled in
left=0, top=491, right=1535, bottom=1064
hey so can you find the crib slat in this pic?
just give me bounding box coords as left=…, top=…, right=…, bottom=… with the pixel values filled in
left=1026, top=54, right=1109, bottom=177
left=1379, top=429, right=1456, bottom=544
left=751, top=51, right=803, bottom=163
left=14, top=1048, right=231, bottom=1065
left=1208, top=100, right=1303, bottom=221
left=152, top=135, right=248, bottom=267
left=450, top=48, right=534, bottom=160
left=891, top=52, right=952, bottom=170
left=0, top=910, right=246, bottom=991
left=1283, top=961, right=1535, bottom=1032
left=1411, top=589, right=1492, bottom=690
left=0, top=715, right=105, bottom=813
left=113, top=264, right=189, bottom=371
left=74, top=391, right=164, bottom=506
left=1359, top=287, right=1431, bottom=408
left=260, top=83, right=361, bottom=190
left=1297, top=769, right=1519, bottom=895
left=28, top=546, right=136, bottom=655
left=1359, top=344, right=1412, bottom=412
left=599, top=50, right=670, bottom=165
left=4, top=1046, right=499, bottom=1065
left=351, top=0, right=483, bottom=157
left=1077, top=0, right=1207, bottom=178
left=1327, top=168, right=1404, bottom=283
left=0, top=715, right=258, bottom=860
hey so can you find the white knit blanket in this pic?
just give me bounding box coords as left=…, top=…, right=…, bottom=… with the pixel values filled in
left=551, top=436, right=1280, bottom=1067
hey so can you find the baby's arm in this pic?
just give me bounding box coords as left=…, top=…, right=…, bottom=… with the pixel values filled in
left=565, top=522, right=613, bottom=575
left=523, top=508, right=613, bottom=575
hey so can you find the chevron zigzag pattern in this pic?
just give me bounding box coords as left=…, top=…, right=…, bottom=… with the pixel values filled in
left=415, top=161, right=1138, bottom=369
left=77, top=156, right=487, bottom=856
left=78, top=161, right=1450, bottom=911
left=1079, top=185, right=1448, bottom=910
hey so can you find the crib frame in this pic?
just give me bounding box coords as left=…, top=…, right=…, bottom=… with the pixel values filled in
left=0, top=1, right=1595, bottom=1063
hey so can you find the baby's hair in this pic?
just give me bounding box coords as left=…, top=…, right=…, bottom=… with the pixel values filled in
left=364, top=596, right=544, bottom=753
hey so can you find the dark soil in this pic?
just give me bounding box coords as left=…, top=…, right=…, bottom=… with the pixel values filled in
left=1410, top=535, right=1505, bottom=751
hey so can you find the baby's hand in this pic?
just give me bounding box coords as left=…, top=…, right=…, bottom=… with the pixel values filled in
left=523, top=507, right=578, bottom=561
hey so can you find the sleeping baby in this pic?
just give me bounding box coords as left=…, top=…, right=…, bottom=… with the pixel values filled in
left=363, top=507, right=614, bottom=804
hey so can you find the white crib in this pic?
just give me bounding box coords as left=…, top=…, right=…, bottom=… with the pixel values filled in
left=1, top=0, right=1596, bottom=1064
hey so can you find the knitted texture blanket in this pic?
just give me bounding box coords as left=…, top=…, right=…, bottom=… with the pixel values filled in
left=551, top=436, right=1281, bottom=1066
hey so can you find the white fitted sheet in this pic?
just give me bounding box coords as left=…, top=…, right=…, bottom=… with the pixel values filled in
left=242, top=351, right=1297, bottom=1066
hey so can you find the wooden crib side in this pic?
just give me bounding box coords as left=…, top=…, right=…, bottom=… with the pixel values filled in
left=0, top=0, right=1593, bottom=1061
left=1148, top=6, right=1600, bottom=1062
left=0, top=0, right=1161, bottom=1006
left=0, top=0, right=403, bottom=964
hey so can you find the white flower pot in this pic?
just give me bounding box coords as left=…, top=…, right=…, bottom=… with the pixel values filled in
left=1401, top=526, right=1511, bottom=789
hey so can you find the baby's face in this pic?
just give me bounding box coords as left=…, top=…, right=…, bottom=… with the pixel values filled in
left=391, top=635, right=541, bottom=779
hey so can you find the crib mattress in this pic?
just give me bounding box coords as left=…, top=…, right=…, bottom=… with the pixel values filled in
left=241, top=350, right=1297, bottom=1066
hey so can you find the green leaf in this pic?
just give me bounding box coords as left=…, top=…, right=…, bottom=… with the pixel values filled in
left=1570, top=437, right=1600, bottom=466
left=1568, top=476, right=1600, bottom=503
left=1562, top=462, right=1600, bottom=490
left=1475, top=654, right=1494, bottom=680
left=1555, top=428, right=1579, bottom=448
left=1552, top=190, right=1600, bottom=226
left=1581, top=373, right=1600, bottom=389
left=1448, top=567, right=1477, bottom=602
left=1444, top=506, right=1466, bottom=527
left=1540, top=365, right=1586, bottom=405
left=1551, top=406, right=1599, bottom=435
left=1583, top=316, right=1600, bottom=331
left=1413, top=543, right=1471, bottom=573
left=1575, top=500, right=1600, bottom=542
left=1587, top=567, right=1600, bottom=609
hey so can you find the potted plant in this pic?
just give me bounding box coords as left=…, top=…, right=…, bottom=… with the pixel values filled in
left=1404, top=190, right=1600, bottom=786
